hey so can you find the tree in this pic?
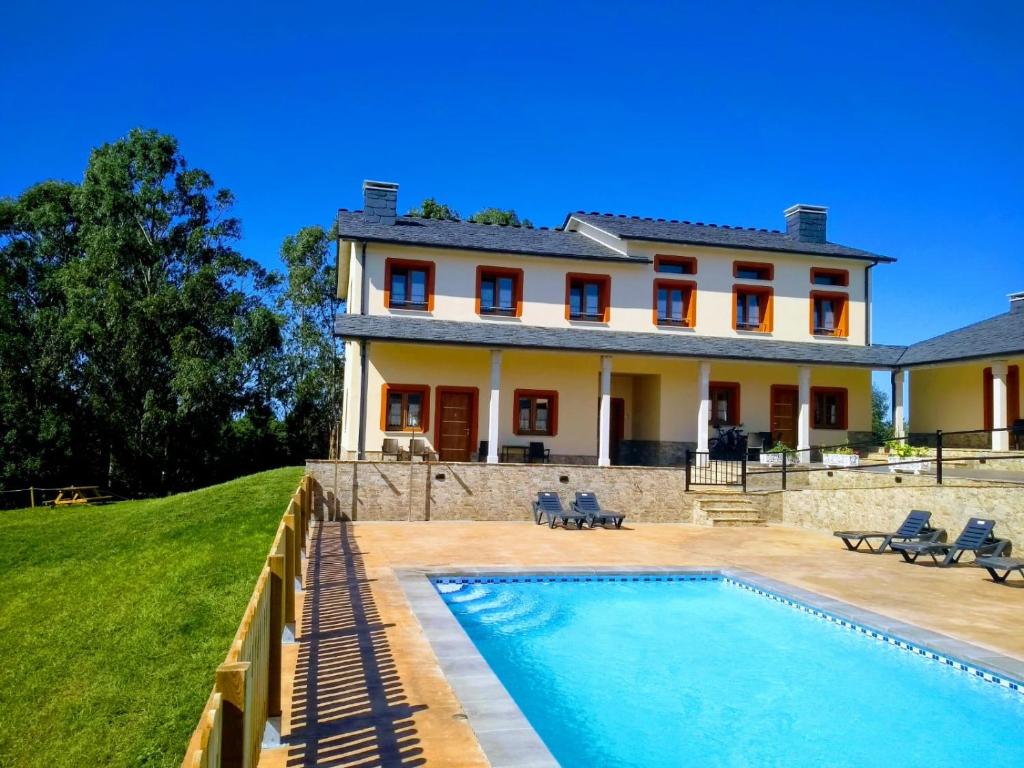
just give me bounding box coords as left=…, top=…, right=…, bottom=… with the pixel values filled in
left=278, top=225, right=344, bottom=460
left=57, top=128, right=284, bottom=493
left=468, top=207, right=533, bottom=228
left=872, top=385, right=893, bottom=443
left=406, top=197, right=460, bottom=221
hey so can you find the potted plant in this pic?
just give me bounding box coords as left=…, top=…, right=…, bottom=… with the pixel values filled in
left=822, top=445, right=860, bottom=468
left=886, top=440, right=928, bottom=474
left=760, top=441, right=791, bottom=466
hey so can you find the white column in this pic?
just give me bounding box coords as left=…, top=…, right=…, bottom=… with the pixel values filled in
left=892, top=369, right=906, bottom=439
left=598, top=355, right=612, bottom=467
left=696, top=361, right=711, bottom=464
left=487, top=350, right=502, bottom=463
left=992, top=360, right=1009, bottom=451
left=797, top=366, right=812, bottom=462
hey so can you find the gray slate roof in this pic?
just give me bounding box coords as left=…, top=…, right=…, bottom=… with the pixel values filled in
left=899, top=311, right=1024, bottom=366
left=335, top=211, right=642, bottom=262
left=336, top=314, right=907, bottom=368
left=569, top=213, right=894, bottom=262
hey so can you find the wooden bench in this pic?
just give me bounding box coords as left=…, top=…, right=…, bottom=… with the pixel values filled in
left=50, top=486, right=113, bottom=507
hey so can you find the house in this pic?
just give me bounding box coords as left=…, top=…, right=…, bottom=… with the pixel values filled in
left=903, top=293, right=1024, bottom=448
left=334, top=180, right=912, bottom=466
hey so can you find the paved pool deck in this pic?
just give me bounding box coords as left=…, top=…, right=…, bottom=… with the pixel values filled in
left=259, top=519, right=1024, bottom=768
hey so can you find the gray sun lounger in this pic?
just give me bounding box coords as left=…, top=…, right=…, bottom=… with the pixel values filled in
left=890, top=517, right=1010, bottom=567
left=973, top=556, right=1024, bottom=584
left=534, top=491, right=589, bottom=529
left=833, top=510, right=944, bottom=554
left=572, top=492, right=626, bottom=529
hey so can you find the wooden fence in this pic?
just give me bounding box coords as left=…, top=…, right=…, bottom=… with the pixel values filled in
left=182, top=475, right=313, bottom=768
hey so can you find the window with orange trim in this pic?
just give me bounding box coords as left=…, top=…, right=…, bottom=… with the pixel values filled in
left=811, top=387, right=848, bottom=429
left=565, top=273, right=611, bottom=322
left=733, top=261, right=774, bottom=280
left=733, top=285, right=773, bottom=332
left=810, top=267, right=849, bottom=287
left=654, top=255, right=697, bottom=275
left=476, top=266, right=523, bottom=317
left=381, top=384, right=430, bottom=432
left=653, top=279, right=696, bottom=327
left=513, top=389, right=558, bottom=436
left=709, top=381, right=740, bottom=426
left=810, top=291, right=849, bottom=337
left=384, top=258, right=435, bottom=311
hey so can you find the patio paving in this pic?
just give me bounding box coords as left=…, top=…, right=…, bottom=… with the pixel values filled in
left=260, top=519, right=1024, bottom=767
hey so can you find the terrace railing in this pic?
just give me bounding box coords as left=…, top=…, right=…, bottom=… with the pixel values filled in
left=684, top=450, right=747, bottom=491
left=182, top=475, right=312, bottom=768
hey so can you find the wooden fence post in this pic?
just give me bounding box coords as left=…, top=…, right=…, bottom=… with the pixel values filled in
left=29, top=487, right=35, bottom=509
left=267, top=554, right=286, bottom=721
left=286, top=505, right=302, bottom=587
left=283, top=515, right=297, bottom=628
left=216, top=661, right=251, bottom=768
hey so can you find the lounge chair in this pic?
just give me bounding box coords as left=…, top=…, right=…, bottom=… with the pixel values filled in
left=572, top=492, right=626, bottom=529
left=534, top=491, right=588, bottom=529
left=890, top=518, right=1010, bottom=566
left=973, top=556, right=1024, bottom=583
left=833, top=510, right=944, bottom=554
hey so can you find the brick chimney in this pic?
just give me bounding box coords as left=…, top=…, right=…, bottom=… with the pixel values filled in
left=1010, top=291, right=1024, bottom=314
left=784, top=204, right=828, bottom=244
left=362, top=180, right=399, bottom=225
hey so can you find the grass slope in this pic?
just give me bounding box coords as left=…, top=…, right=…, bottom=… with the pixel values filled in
left=0, top=467, right=304, bottom=768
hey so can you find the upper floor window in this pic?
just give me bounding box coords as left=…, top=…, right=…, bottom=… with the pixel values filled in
left=385, top=258, right=435, bottom=311
left=565, top=273, right=611, bottom=322
left=476, top=266, right=523, bottom=317
left=514, top=389, right=558, bottom=436
left=654, top=255, right=697, bottom=275
left=733, top=285, right=773, bottom=332
left=811, top=387, right=848, bottom=429
left=653, top=279, right=696, bottom=327
left=733, top=261, right=774, bottom=281
left=382, top=384, right=430, bottom=432
left=811, top=267, right=849, bottom=287
left=709, top=382, right=740, bottom=426
left=811, top=291, right=849, bottom=337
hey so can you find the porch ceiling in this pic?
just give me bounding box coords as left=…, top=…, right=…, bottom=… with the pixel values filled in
left=335, top=314, right=906, bottom=368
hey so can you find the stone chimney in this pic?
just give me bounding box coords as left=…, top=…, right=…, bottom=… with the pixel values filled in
left=784, top=204, right=828, bottom=244
left=362, top=180, right=399, bottom=225
left=1010, top=291, right=1024, bottom=314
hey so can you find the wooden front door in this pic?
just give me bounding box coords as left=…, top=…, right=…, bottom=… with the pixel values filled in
left=436, top=389, right=476, bottom=462
left=771, top=386, right=799, bottom=448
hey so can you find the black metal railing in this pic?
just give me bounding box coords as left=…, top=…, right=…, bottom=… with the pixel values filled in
left=684, top=450, right=747, bottom=491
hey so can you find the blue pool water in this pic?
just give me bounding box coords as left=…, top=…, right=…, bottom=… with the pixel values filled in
left=437, top=576, right=1024, bottom=767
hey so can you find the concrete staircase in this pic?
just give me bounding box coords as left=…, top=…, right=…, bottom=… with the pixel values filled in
left=694, top=495, right=766, bottom=527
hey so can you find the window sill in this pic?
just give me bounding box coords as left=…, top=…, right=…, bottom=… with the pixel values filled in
left=734, top=328, right=773, bottom=336
left=568, top=318, right=609, bottom=326
left=387, top=307, right=432, bottom=316
left=656, top=323, right=696, bottom=332
left=812, top=333, right=849, bottom=341
left=479, top=313, right=522, bottom=321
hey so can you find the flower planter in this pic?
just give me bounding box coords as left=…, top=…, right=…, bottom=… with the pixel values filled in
left=760, top=452, right=786, bottom=466
left=888, top=455, right=925, bottom=475
left=823, top=453, right=860, bottom=469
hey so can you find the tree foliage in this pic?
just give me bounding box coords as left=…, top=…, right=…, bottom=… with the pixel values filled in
left=468, top=207, right=533, bottom=228
left=871, top=385, right=893, bottom=443
left=406, top=197, right=460, bottom=221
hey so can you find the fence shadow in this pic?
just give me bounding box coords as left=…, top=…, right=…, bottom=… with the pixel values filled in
left=286, top=521, right=427, bottom=767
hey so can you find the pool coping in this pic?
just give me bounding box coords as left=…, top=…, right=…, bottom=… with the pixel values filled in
left=395, top=565, right=1024, bottom=768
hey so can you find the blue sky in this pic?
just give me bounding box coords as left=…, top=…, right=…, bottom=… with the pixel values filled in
left=2, top=1, right=1022, bottom=353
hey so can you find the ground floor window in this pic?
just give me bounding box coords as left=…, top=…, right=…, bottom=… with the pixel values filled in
left=811, top=387, right=848, bottom=429
left=382, top=384, right=430, bottom=431
left=709, top=381, right=740, bottom=425
left=514, top=389, right=558, bottom=435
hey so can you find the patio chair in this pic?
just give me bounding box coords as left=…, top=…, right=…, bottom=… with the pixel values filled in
left=533, top=491, right=589, bottom=529
left=477, top=440, right=489, bottom=462
left=973, top=555, right=1024, bottom=584
left=528, top=442, right=551, bottom=463
left=833, top=510, right=945, bottom=554
left=401, top=438, right=437, bottom=462
left=381, top=438, right=401, bottom=461
left=572, top=492, right=626, bottom=529
left=890, top=518, right=1010, bottom=566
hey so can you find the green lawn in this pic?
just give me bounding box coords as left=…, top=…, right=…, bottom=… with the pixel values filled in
left=0, top=467, right=304, bottom=768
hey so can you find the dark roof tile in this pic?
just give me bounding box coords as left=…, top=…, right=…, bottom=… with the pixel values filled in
left=899, top=311, right=1024, bottom=366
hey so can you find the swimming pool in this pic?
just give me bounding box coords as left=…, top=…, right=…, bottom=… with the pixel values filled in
left=433, top=573, right=1024, bottom=767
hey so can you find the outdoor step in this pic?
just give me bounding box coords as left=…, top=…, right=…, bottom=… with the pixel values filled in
left=699, top=499, right=758, bottom=512
left=705, top=509, right=762, bottom=521
left=709, top=514, right=767, bottom=527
